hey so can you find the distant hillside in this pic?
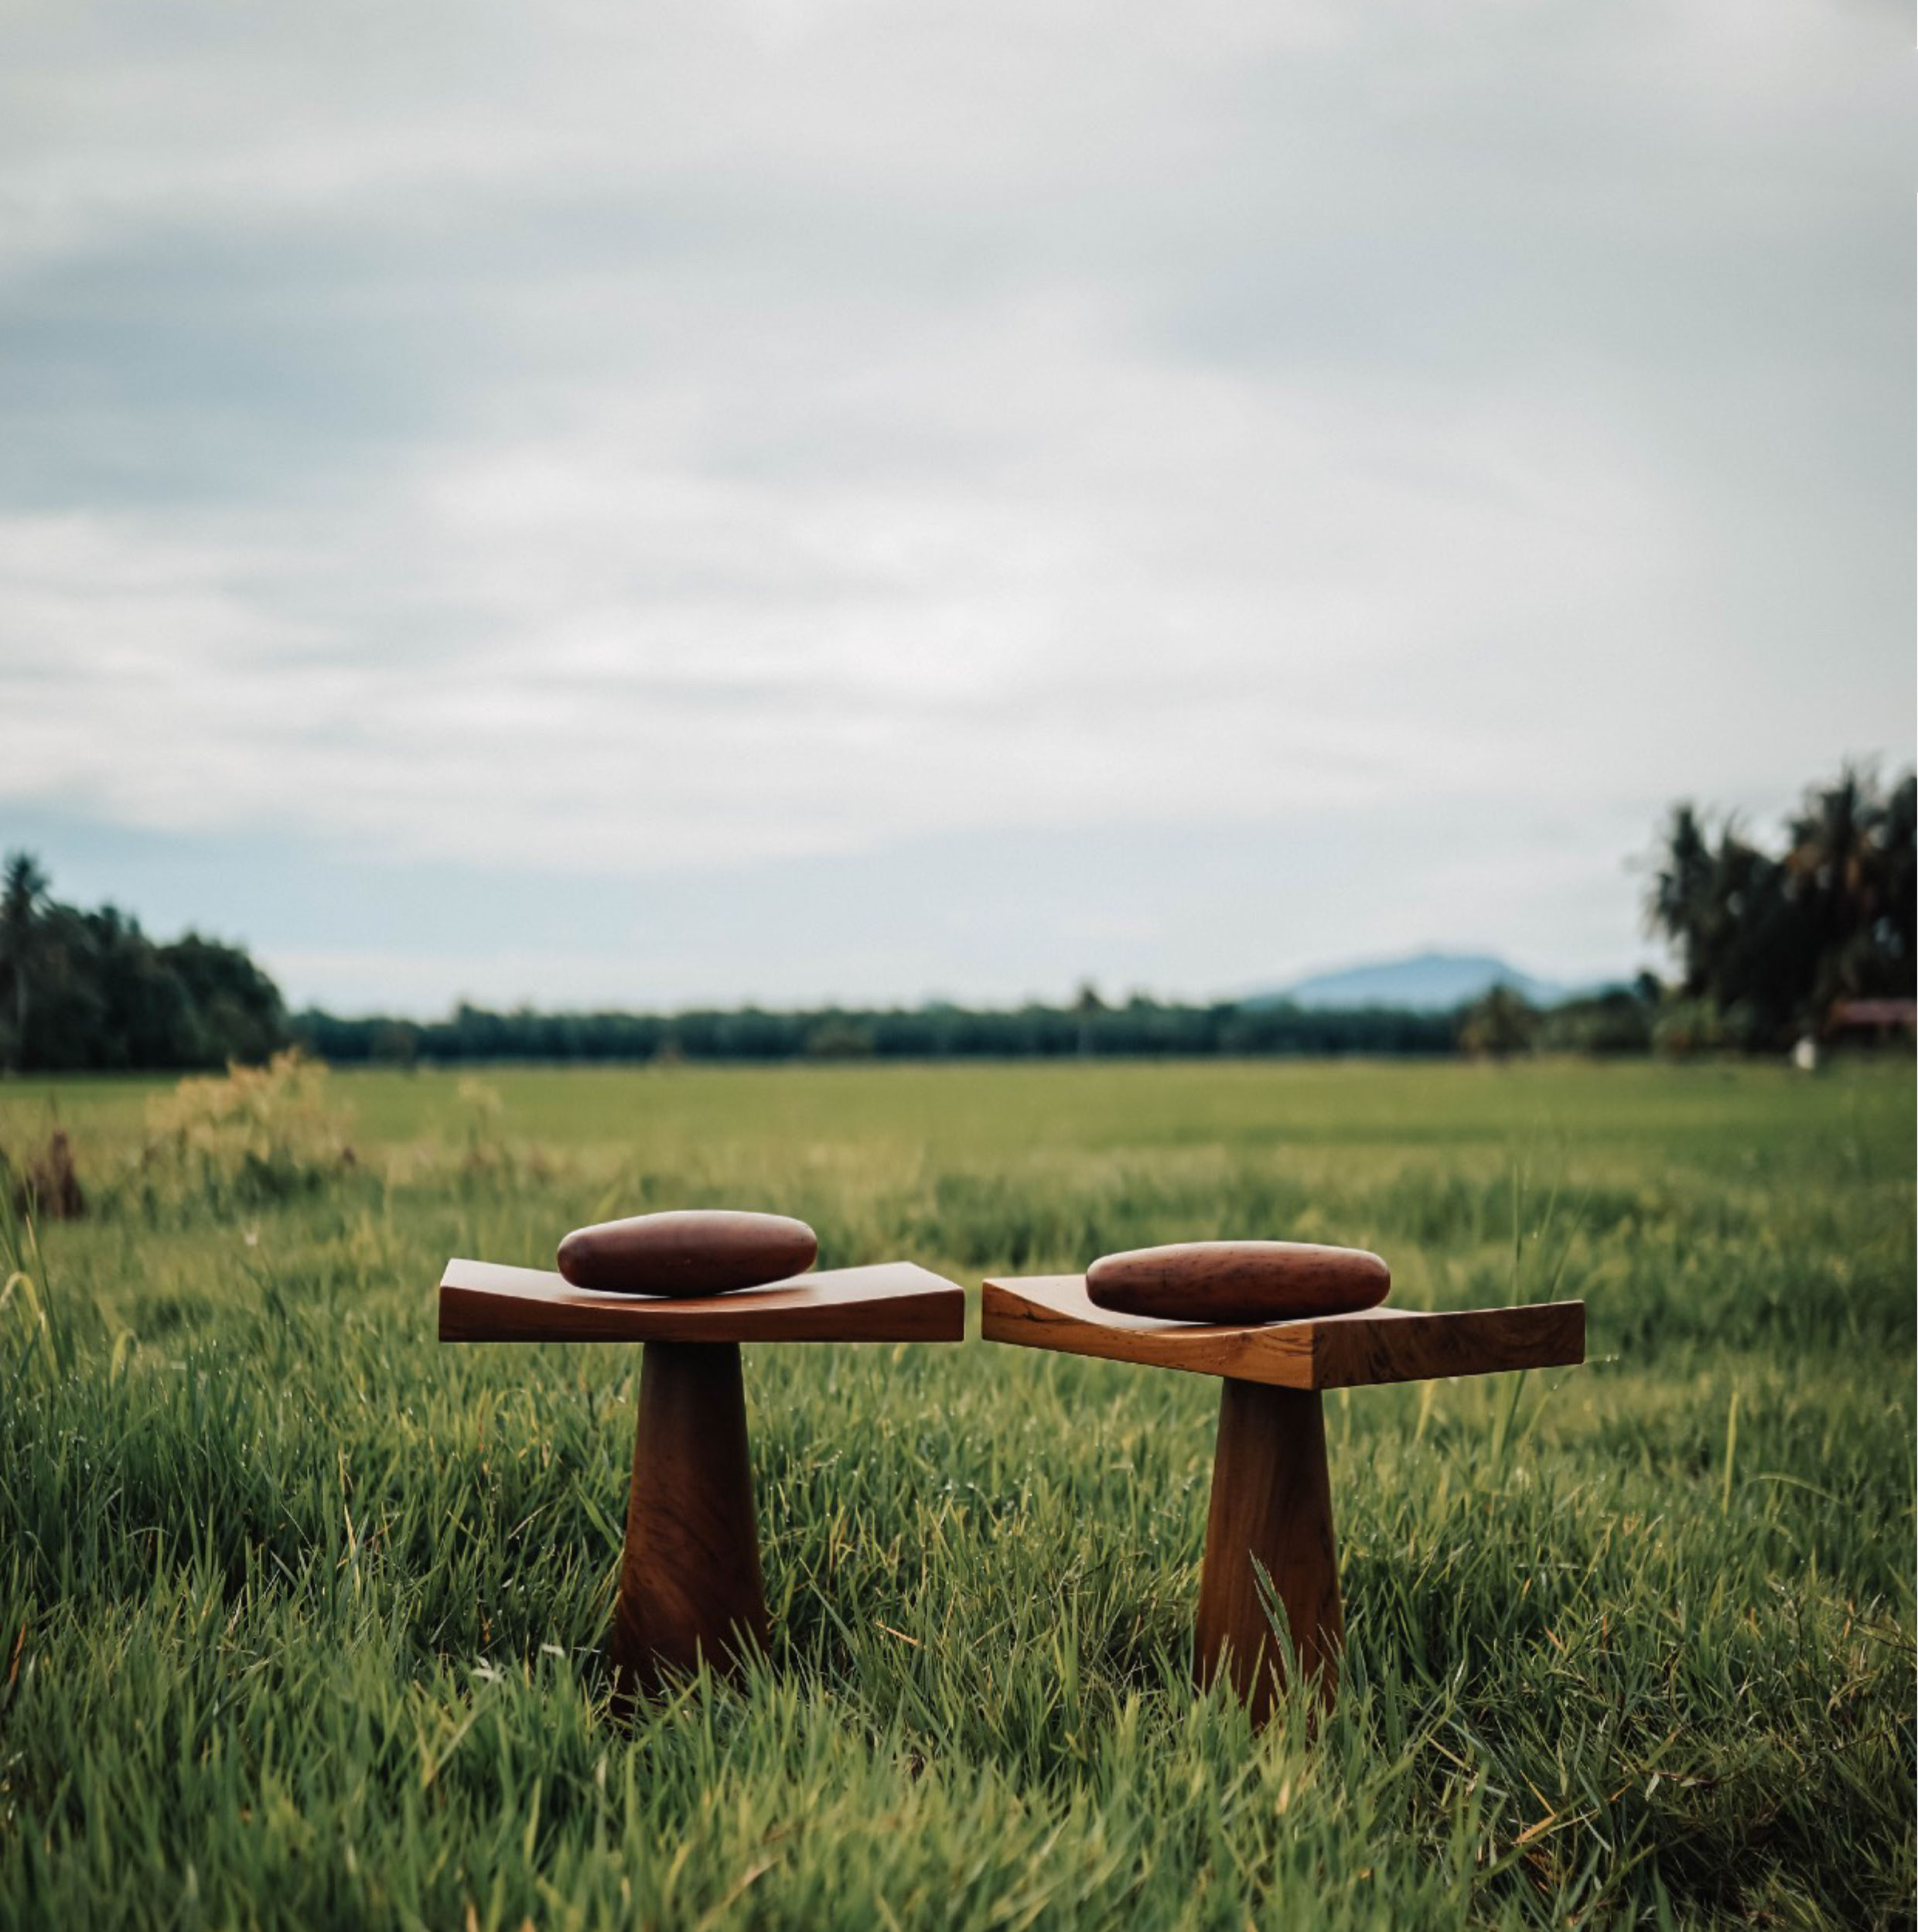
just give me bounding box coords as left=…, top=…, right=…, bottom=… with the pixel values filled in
left=1250, top=951, right=1575, bottom=1012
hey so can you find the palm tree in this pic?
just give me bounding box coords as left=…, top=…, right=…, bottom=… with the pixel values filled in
left=1647, top=804, right=1716, bottom=992
left=1784, top=766, right=1909, bottom=1005
left=0, top=852, right=48, bottom=1070
left=1787, top=766, right=1877, bottom=904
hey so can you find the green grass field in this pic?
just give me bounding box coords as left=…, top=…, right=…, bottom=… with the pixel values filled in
left=2, top=1058, right=1912, bottom=1930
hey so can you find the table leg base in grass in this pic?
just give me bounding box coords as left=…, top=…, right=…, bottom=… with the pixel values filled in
left=613, top=1340, right=770, bottom=1695
left=1194, top=1379, right=1343, bottom=1722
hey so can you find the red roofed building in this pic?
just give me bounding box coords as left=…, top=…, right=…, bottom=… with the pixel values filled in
left=1827, top=998, right=1917, bottom=1041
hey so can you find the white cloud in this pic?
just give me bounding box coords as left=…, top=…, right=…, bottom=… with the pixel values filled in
left=0, top=349, right=1712, bottom=869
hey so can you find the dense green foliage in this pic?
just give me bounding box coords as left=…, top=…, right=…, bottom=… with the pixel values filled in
left=1452, top=984, right=1665, bottom=1060
left=1, top=1060, right=1909, bottom=1929
left=1647, top=765, right=1916, bottom=1046
left=295, top=995, right=1458, bottom=1067
left=0, top=855, right=288, bottom=1074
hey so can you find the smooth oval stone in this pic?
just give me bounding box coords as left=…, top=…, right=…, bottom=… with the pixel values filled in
left=1086, top=1241, right=1390, bottom=1326
left=557, top=1210, right=817, bottom=1298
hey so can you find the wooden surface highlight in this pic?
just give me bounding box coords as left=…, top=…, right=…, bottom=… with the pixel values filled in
left=1194, top=1381, right=1343, bottom=1723
left=981, top=1273, right=1583, bottom=1389
left=613, top=1341, right=770, bottom=1695
left=1088, top=1240, right=1389, bottom=1326
left=441, top=1258, right=966, bottom=1344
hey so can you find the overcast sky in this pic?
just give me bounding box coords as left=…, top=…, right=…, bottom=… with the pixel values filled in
left=3, top=0, right=1911, bottom=1013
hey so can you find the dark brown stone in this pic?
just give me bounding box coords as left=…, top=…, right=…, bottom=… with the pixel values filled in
left=556, top=1209, right=817, bottom=1298
left=1086, top=1240, right=1389, bottom=1326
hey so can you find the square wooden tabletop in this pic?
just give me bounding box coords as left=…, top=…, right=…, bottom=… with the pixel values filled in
left=982, top=1273, right=1583, bottom=1391
left=440, top=1258, right=966, bottom=1344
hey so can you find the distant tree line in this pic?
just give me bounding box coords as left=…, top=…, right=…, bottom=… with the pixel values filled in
left=291, top=995, right=1457, bottom=1065
left=1457, top=981, right=1664, bottom=1060
left=0, top=855, right=287, bottom=1072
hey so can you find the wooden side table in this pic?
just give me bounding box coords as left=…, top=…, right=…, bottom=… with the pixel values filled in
left=442, top=1257, right=966, bottom=1695
left=982, top=1272, right=1585, bottom=1722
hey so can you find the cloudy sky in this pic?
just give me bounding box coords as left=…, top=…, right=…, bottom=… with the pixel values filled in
left=2, top=0, right=1910, bottom=1013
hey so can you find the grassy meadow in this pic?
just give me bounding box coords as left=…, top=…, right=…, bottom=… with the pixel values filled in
left=0, top=1056, right=1912, bottom=1930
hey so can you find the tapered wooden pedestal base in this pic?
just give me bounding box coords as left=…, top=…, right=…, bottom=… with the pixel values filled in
left=1193, top=1380, right=1343, bottom=1724
left=612, top=1342, right=770, bottom=1696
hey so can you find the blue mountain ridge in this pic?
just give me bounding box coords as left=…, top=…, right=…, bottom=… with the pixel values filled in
left=1244, top=951, right=1580, bottom=1012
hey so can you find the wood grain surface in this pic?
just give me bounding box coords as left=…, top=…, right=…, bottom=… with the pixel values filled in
left=441, top=1258, right=966, bottom=1344
left=612, top=1341, right=770, bottom=1695
left=981, top=1274, right=1583, bottom=1389
left=557, top=1209, right=817, bottom=1296
left=1087, top=1240, right=1389, bottom=1325
left=1194, top=1381, right=1343, bottom=1722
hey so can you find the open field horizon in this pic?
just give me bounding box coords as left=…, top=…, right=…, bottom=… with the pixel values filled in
left=2, top=1057, right=1912, bottom=1928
